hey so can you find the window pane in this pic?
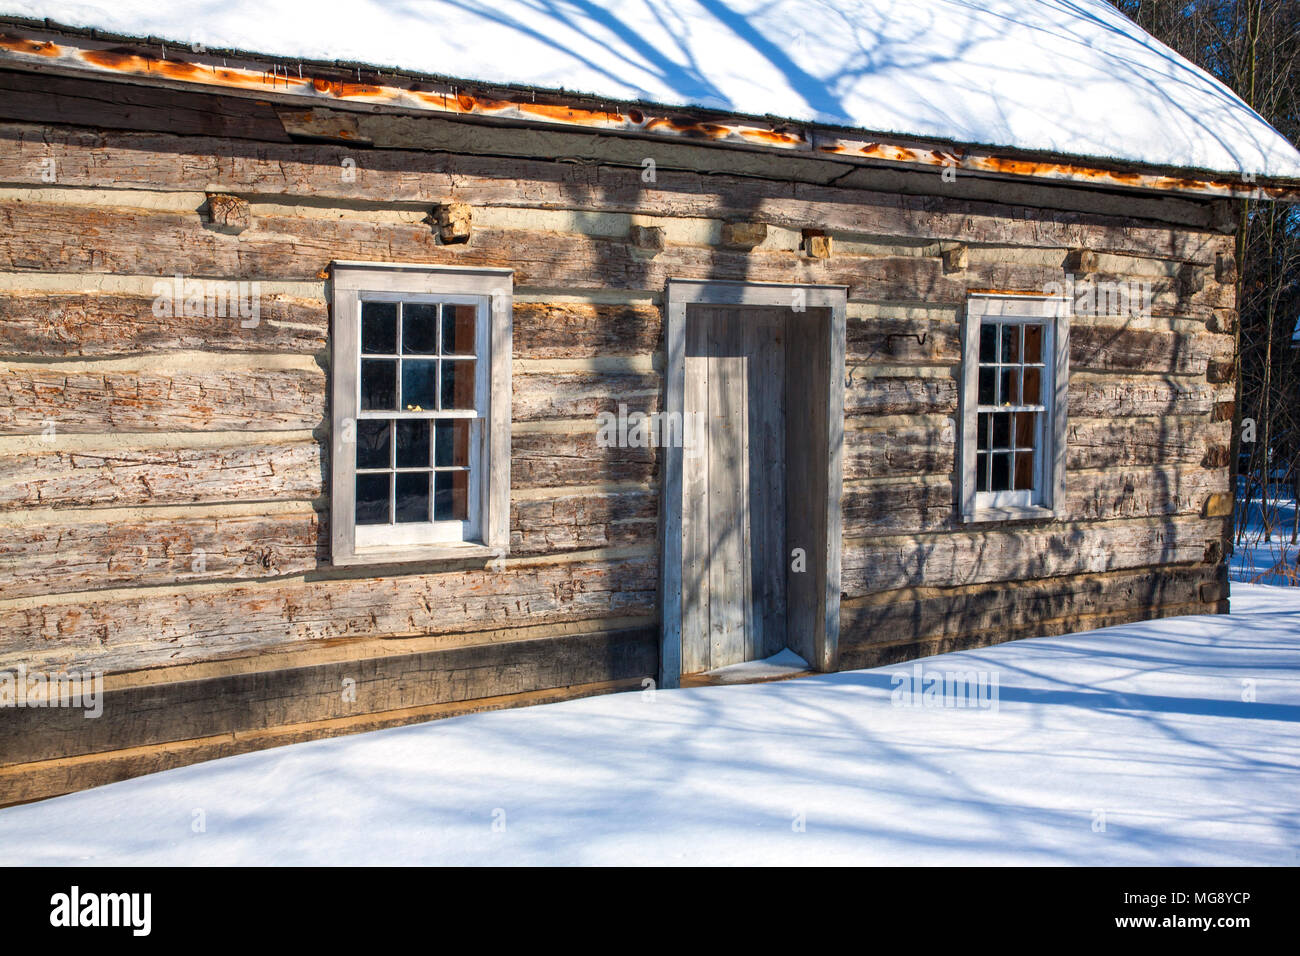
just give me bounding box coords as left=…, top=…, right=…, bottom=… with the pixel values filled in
left=442, top=304, right=476, bottom=355
left=361, top=302, right=397, bottom=354
left=976, top=452, right=988, bottom=492
left=977, top=412, right=991, bottom=451
left=356, top=419, right=391, bottom=470
left=435, top=470, right=469, bottom=521
left=402, top=303, right=439, bottom=354
left=978, top=367, right=995, bottom=405
left=990, top=452, right=1011, bottom=491
left=401, top=359, right=439, bottom=411
left=360, top=359, right=397, bottom=411
left=395, top=472, right=431, bottom=523
left=435, top=419, right=471, bottom=468
left=1014, top=451, right=1035, bottom=490
left=396, top=419, right=431, bottom=468
left=999, top=323, right=1019, bottom=362
left=999, top=367, right=1019, bottom=406
left=1014, top=411, right=1038, bottom=450
left=1022, top=366, right=1042, bottom=405
left=1023, top=323, right=1043, bottom=364
left=355, top=473, right=390, bottom=525
left=441, top=359, right=475, bottom=411
left=978, top=323, right=996, bottom=363
left=991, top=412, right=1011, bottom=450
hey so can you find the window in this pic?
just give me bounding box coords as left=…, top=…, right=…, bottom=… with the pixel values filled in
left=960, top=294, right=1068, bottom=521
left=330, top=263, right=511, bottom=565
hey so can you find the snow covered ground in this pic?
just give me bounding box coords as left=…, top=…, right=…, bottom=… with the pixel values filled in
left=1231, top=486, right=1299, bottom=587
left=3, top=584, right=1298, bottom=866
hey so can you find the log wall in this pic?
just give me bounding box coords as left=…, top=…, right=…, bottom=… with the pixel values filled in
left=0, top=70, right=1233, bottom=801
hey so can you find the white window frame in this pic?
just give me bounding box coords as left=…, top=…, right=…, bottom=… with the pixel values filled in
left=330, top=262, right=512, bottom=565
left=960, top=293, right=1069, bottom=523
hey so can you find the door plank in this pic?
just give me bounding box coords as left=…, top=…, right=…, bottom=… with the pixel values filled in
left=682, top=310, right=711, bottom=675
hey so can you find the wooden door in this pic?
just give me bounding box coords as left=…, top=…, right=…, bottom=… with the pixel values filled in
left=681, top=306, right=787, bottom=672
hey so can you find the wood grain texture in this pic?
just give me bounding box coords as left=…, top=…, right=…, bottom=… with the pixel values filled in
left=0, top=438, right=323, bottom=510
left=0, top=625, right=657, bottom=767
left=842, top=517, right=1221, bottom=596
left=0, top=552, right=659, bottom=673
left=0, top=120, right=1230, bottom=260
left=0, top=291, right=326, bottom=356
left=0, top=509, right=323, bottom=599
left=513, top=302, right=660, bottom=358
left=0, top=202, right=1234, bottom=314
left=511, top=429, right=656, bottom=489
left=0, top=364, right=324, bottom=434
left=511, top=490, right=656, bottom=554
left=839, top=565, right=1224, bottom=669
left=1067, top=417, right=1229, bottom=469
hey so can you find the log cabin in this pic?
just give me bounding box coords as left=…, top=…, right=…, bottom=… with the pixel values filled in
left=1, top=0, right=1298, bottom=804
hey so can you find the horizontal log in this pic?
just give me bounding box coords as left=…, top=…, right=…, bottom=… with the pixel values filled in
left=0, top=552, right=659, bottom=673
left=845, top=373, right=958, bottom=417
left=1067, top=417, right=1228, bottom=469
left=514, top=370, right=660, bottom=421
left=0, top=363, right=324, bottom=434
left=513, top=302, right=660, bottom=358
left=511, top=490, right=656, bottom=554
left=0, top=509, right=322, bottom=599
left=512, top=429, right=656, bottom=489
left=0, top=290, right=326, bottom=356
left=1069, top=324, right=1229, bottom=375
left=0, top=625, right=657, bottom=767
left=1068, top=376, right=1223, bottom=418
left=0, top=438, right=324, bottom=510
left=0, top=120, right=1230, bottom=261
left=846, top=316, right=962, bottom=365
left=1063, top=466, right=1227, bottom=521
left=842, top=477, right=953, bottom=535
left=0, top=202, right=1233, bottom=313
left=0, top=70, right=293, bottom=141
left=843, top=418, right=955, bottom=479
left=839, top=564, right=1223, bottom=669
left=842, top=516, right=1219, bottom=596
left=839, top=465, right=1222, bottom=537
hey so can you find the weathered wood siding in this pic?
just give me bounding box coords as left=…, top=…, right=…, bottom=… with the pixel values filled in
left=0, top=71, right=1234, bottom=798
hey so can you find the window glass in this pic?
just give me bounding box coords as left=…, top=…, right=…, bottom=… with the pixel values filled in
left=975, top=320, right=1047, bottom=496
left=356, top=299, right=479, bottom=531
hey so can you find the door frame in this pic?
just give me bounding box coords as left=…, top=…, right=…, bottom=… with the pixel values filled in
left=659, top=278, right=847, bottom=688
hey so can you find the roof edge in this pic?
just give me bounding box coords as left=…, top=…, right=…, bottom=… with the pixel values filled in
left=3, top=18, right=1298, bottom=202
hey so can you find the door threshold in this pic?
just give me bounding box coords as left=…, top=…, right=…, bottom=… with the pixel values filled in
left=684, top=649, right=814, bottom=687
left=680, top=668, right=816, bottom=688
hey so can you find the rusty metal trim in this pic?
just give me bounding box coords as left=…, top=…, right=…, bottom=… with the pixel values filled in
left=1, top=22, right=1297, bottom=201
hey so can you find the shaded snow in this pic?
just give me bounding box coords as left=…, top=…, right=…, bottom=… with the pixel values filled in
left=3, top=0, right=1299, bottom=177
left=1232, top=483, right=1299, bottom=587
left=3, top=583, right=1298, bottom=866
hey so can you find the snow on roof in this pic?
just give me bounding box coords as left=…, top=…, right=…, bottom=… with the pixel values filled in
left=5, top=0, right=1300, bottom=179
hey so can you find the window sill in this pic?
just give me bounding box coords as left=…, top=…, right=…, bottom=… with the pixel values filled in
left=331, top=541, right=505, bottom=568
left=962, top=505, right=1057, bottom=524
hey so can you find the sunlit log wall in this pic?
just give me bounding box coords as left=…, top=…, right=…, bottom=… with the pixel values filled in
left=0, top=70, right=1234, bottom=800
